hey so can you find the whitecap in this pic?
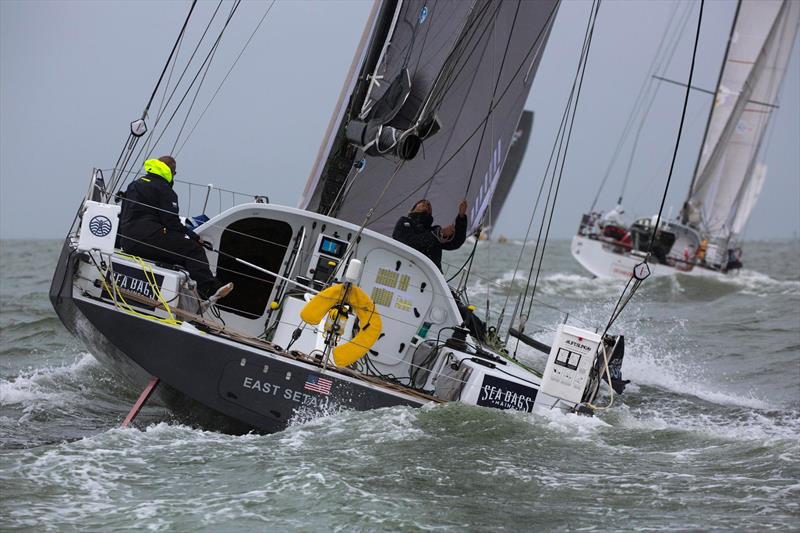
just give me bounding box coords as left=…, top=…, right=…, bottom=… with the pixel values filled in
left=0, top=352, right=98, bottom=407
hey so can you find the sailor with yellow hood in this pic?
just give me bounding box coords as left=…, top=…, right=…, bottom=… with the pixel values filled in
left=118, top=156, right=232, bottom=301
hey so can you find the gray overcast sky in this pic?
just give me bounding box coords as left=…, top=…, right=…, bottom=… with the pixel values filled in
left=1, top=0, right=798, bottom=240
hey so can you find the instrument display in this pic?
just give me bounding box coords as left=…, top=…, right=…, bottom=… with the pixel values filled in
left=318, top=236, right=347, bottom=258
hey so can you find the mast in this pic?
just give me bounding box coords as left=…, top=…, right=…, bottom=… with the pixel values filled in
left=682, top=0, right=742, bottom=219
left=299, top=0, right=400, bottom=213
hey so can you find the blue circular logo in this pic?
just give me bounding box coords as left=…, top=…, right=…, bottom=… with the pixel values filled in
left=419, top=6, right=428, bottom=23
left=89, top=215, right=112, bottom=237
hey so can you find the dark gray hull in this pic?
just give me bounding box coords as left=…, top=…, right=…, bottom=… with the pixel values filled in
left=49, top=242, right=425, bottom=433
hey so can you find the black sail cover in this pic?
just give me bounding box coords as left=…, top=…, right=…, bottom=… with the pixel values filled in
left=299, top=0, right=560, bottom=236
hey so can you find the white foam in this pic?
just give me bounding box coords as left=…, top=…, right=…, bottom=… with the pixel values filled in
left=536, top=406, right=611, bottom=435
left=617, top=406, right=800, bottom=444
left=0, top=352, right=98, bottom=407
left=728, top=269, right=800, bottom=296
left=623, top=335, right=772, bottom=410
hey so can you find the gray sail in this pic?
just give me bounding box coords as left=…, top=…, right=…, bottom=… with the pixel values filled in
left=300, top=0, right=560, bottom=237
left=485, top=110, right=533, bottom=234
left=684, top=0, right=800, bottom=244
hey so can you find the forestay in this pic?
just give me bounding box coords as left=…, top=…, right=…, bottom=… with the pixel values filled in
left=300, top=0, right=559, bottom=236
left=685, top=0, right=800, bottom=241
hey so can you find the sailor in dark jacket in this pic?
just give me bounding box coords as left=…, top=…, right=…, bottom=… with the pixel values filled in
left=392, top=198, right=468, bottom=271
left=118, top=156, right=232, bottom=300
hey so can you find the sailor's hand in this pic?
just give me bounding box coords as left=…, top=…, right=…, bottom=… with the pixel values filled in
left=458, top=199, right=467, bottom=217
left=441, top=225, right=455, bottom=238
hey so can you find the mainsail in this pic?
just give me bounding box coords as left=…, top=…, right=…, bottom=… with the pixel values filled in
left=300, top=0, right=559, bottom=236
left=485, top=110, right=534, bottom=235
left=684, top=0, right=800, bottom=243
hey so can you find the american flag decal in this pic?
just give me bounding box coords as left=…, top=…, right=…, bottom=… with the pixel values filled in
left=304, top=373, right=333, bottom=396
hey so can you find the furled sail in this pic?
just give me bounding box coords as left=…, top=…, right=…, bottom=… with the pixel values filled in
left=684, top=0, right=800, bottom=242
left=300, top=0, right=559, bottom=237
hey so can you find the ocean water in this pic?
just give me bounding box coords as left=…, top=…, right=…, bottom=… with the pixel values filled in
left=1, top=238, right=798, bottom=531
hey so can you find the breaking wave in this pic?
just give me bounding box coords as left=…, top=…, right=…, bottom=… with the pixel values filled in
left=0, top=353, right=100, bottom=409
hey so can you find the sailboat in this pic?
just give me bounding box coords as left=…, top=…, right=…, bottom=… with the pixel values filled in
left=49, top=0, right=627, bottom=433
left=571, top=0, right=799, bottom=279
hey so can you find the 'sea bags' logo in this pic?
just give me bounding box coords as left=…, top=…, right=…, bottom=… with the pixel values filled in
left=89, top=215, right=112, bottom=237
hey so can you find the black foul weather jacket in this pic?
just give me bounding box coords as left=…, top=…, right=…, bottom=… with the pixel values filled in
left=118, top=173, right=198, bottom=249
left=392, top=212, right=467, bottom=271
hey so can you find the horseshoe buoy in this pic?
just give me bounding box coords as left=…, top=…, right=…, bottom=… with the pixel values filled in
left=300, top=283, right=382, bottom=366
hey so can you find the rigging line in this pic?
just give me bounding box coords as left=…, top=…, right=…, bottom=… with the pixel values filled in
left=408, top=1, right=497, bottom=118
left=171, top=34, right=220, bottom=154
left=112, top=0, right=226, bottom=195
left=616, top=3, right=694, bottom=205
left=446, top=231, right=479, bottom=283
left=497, top=93, right=571, bottom=329
left=145, top=0, right=242, bottom=161
left=117, top=0, right=230, bottom=191
left=143, top=0, right=200, bottom=117
left=112, top=234, right=431, bottom=332
left=525, top=1, right=600, bottom=319
left=400, top=0, right=425, bottom=69
left=170, top=0, right=249, bottom=155
left=132, top=0, right=242, bottom=175
left=422, top=6, right=496, bottom=198
left=326, top=161, right=363, bottom=217
left=685, top=0, right=742, bottom=203
left=334, top=160, right=406, bottom=275
left=724, top=4, right=795, bottom=238
left=105, top=167, right=264, bottom=198
left=464, top=0, right=521, bottom=197
left=603, top=0, right=705, bottom=338
left=110, top=189, right=464, bottom=302
left=170, top=1, right=243, bottom=155
left=588, top=1, right=688, bottom=211
left=458, top=2, right=505, bottom=295
left=429, top=0, right=558, bottom=115
left=108, top=0, right=199, bottom=194
left=424, top=0, right=502, bottom=110
left=424, top=0, right=508, bottom=116
left=176, top=0, right=277, bottom=157
left=645, top=0, right=704, bottom=258
left=368, top=2, right=560, bottom=226
left=517, top=0, right=598, bottom=326
left=149, top=0, right=226, bottom=131
left=410, top=0, right=438, bottom=75
left=146, top=27, right=186, bottom=157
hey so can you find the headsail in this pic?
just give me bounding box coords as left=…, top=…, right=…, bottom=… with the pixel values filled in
left=684, top=0, right=800, bottom=242
left=300, top=0, right=559, bottom=236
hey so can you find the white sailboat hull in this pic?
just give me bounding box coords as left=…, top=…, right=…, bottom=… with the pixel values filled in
left=570, top=235, right=725, bottom=279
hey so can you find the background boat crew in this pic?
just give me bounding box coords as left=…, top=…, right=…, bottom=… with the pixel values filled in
left=599, top=204, right=625, bottom=228
left=392, top=198, right=468, bottom=272
left=118, top=155, right=232, bottom=301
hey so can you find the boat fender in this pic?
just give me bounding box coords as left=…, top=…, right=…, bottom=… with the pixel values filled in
left=300, top=283, right=382, bottom=367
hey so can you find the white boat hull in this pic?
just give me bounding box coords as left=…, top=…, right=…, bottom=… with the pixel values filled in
left=570, top=235, right=724, bottom=279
